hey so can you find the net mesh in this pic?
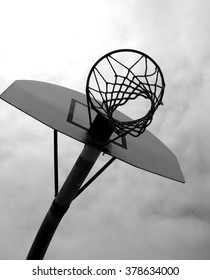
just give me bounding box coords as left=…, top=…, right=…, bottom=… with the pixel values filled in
left=86, top=49, right=165, bottom=140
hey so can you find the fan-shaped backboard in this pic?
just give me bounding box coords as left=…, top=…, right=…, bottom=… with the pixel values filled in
left=0, top=80, right=185, bottom=183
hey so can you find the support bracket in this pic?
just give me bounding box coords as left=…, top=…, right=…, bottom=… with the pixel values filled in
left=53, top=129, right=116, bottom=199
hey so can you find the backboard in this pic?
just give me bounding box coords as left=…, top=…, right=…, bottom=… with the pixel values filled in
left=0, top=80, right=185, bottom=183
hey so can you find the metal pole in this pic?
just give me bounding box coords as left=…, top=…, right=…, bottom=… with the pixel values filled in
left=26, top=145, right=101, bottom=259
left=54, top=130, right=59, bottom=197
left=26, top=114, right=113, bottom=260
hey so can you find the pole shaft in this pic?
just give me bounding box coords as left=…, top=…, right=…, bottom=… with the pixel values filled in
left=26, top=145, right=101, bottom=260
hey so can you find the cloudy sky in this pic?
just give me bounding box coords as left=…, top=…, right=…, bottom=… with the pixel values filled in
left=0, top=0, right=210, bottom=260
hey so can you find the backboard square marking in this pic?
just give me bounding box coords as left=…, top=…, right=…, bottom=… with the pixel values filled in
left=67, top=98, right=127, bottom=149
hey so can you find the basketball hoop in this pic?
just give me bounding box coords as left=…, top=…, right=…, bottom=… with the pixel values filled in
left=0, top=50, right=185, bottom=259
left=86, top=49, right=165, bottom=144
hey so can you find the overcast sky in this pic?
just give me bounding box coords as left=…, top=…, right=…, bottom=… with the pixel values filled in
left=0, top=0, right=210, bottom=260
